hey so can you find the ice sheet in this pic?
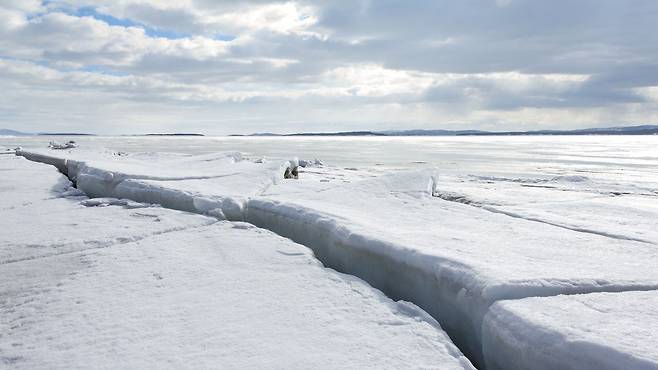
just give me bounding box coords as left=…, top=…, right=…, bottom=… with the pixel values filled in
left=0, top=155, right=71, bottom=210
left=16, top=149, right=297, bottom=221
left=247, top=170, right=658, bottom=365
left=12, top=147, right=658, bottom=368
left=0, top=156, right=474, bottom=369
left=0, top=157, right=217, bottom=265
left=434, top=173, right=658, bottom=244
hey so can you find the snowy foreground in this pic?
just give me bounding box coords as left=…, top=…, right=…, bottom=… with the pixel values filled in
left=0, top=155, right=474, bottom=369
left=5, top=145, right=658, bottom=369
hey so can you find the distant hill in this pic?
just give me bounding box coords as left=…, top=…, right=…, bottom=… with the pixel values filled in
left=243, top=124, right=658, bottom=137
left=37, top=132, right=95, bottom=136
left=288, top=131, right=386, bottom=137
left=381, top=129, right=487, bottom=136
left=144, top=133, right=205, bottom=137
left=233, top=131, right=386, bottom=137
left=465, top=125, right=658, bottom=136
left=0, top=129, right=32, bottom=136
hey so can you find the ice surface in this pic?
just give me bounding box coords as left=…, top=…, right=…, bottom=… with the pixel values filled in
left=1, top=155, right=474, bottom=369
left=18, top=148, right=292, bottom=181
left=0, top=155, right=70, bottom=210
left=0, top=156, right=217, bottom=265
left=434, top=173, right=658, bottom=244
left=247, top=170, right=658, bottom=365
left=482, top=291, right=658, bottom=370
left=12, top=144, right=658, bottom=368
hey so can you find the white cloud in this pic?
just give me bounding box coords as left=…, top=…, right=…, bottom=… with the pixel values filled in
left=1, top=0, right=658, bottom=134
left=0, top=11, right=234, bottom=68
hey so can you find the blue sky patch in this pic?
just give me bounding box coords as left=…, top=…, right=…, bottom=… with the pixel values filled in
left=56, top=4, right=192, bottom=39
left=39, top=1, right=236, bottom=41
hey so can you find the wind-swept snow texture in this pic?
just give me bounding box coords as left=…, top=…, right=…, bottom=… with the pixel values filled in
left=1, top=155, right=474, bottom=369
left=483, top=291, right=658, bottom=370
left=14, top=148, right=658, bottom=369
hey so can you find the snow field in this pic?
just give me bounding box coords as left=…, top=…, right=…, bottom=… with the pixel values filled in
left=433, top=173, right=658, bottom=245
left=1, top=155, right=475, bottom=369
left=1, top=153, right=216, bottom=265
left=0, top=155, right=72, bottom=210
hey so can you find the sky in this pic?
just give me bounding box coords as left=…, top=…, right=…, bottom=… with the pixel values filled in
left=1, top=0, right=658, bottom=135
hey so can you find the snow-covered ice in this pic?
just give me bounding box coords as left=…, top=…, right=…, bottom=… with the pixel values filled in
left=0, top=155, right=474, bottom=369
left=7, top=136, right=658, bottom=369
left=0, top=155, right=71, bottom=210
left=249, top=170, right=658, bottom=365
left=483, top=291, right=658, bottom=370
left=434, top=173, right=658, bottom=244
left=0, top=156, right=215, bottom=265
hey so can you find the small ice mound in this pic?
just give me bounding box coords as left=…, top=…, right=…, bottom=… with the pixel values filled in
left=81, top=198, right=148, bottom=209
left=59, top=187, right=86, bottom=198
left=48, top=140, right=77, bottom=150
left=299, top=158, right=324, bottom=168
left=549, top=175, right=589, bottom=183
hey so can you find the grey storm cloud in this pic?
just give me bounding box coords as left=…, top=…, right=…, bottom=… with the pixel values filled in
left=1, top=0, right=657, bottom=134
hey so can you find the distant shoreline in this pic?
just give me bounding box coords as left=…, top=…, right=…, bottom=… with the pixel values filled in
left=2, top=124, right=657, bottom=137
left=232, top=124, right=658, bottom=137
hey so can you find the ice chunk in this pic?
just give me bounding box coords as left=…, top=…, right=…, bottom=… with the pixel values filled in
left=48, top=140, right=77, bottom=150
left=16, top=149, right=297, bottom=220
left=299, top=158, right=324, bottom=167
left=483, top=291, right=658, bottom=370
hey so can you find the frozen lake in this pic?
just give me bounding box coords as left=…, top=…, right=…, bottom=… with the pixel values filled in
left=3, top=135, right=658, bottom=369
left=4, top=135, right=658, bottom=175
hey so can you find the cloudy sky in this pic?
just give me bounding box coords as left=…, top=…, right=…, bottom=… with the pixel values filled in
left=1, top=0, right=658, bottom=134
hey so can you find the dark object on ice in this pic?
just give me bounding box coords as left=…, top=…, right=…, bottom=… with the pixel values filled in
left=48, top=140, right=77, bottom=150
left=284, top=166, right=299, bottom=179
